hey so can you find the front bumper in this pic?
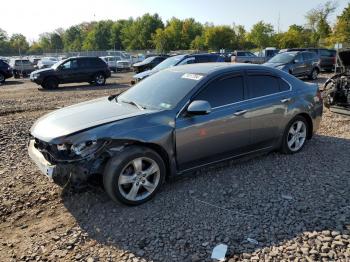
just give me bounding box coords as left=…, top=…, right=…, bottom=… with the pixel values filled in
left=28, top=140, right=56, bottom=178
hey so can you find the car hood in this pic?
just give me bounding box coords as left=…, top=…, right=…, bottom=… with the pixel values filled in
left=338, top=50, right=350, bottom=67
left=263, top=62, right=287, bottom=68
left=31, top=97, right=155, bottom=142
left=133, top=69, right=157, bottom=79
left=31, top=68, right=54, bottom=74
left=133, top=60, right=150, bottom=67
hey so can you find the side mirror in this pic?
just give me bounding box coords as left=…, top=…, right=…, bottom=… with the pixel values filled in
left=187, top=100, right=211, bottom=115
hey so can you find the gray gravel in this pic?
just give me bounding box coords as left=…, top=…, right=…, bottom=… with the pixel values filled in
left=0, top=73, right=349, bottom=261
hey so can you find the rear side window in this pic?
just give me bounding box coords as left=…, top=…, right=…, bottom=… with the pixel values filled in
left=195, top=75, right=244, bottom=107
left=194, top=56, right=209, bottom=63
left=247, top=75, right=280, bottom=98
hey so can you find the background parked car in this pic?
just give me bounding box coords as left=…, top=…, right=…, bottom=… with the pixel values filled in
left=132, top=55, right=169, bottom=73
left=132, top=53, right=225, bottom=83
left=264, top=51, right=320, bottom=80
left=231, top=50, right=267, bottom=64
left=37, top=57, right=58, bottom=69
left=279, top=48, right=336, bottom=71
left=30, top=56, right=111, bottom=89
left=0, top=60, right=13, bottom=84
left=101, top=56, right=131, bottom=72
left=9, top=58, right=35, bottom=78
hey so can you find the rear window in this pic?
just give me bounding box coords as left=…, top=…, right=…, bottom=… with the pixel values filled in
left=320, top=49, right=336, bottom=57
left=15, top=60, right=31, bottom=66
left=247, top=75, right=280, bottom=98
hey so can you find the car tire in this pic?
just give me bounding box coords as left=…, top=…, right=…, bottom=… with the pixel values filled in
left=94, top=73, right=106, bottom=86
left=42, top=77, right=59, bottom=89
left=308, top=68, right=318, bottom=80
left=280, top=116, right=309, bottom=154
left=0, top=73, right=5, bottom=84
left=103, top=146, right=166, bottom=205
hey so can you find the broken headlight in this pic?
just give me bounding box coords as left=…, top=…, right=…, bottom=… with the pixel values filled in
left=57, top=140, right=105, bottom=158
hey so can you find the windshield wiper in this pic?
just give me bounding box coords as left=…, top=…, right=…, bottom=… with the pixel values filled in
left=118, top=99, right=145, bottom=110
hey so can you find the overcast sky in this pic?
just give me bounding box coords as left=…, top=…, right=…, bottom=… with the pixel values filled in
left=1, top=0, right=348, bottom=42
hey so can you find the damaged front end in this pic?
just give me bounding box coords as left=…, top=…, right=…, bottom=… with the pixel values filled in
left=323, top=49, right=350, bottom=116
left=28, top=137, right=109, bottom=187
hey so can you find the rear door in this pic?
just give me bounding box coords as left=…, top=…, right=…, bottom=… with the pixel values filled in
left=244, top=70, right=292, bottom=149
left=175, top=72, right=251, bottom=171
left=292, top=53, right=305, bottom=75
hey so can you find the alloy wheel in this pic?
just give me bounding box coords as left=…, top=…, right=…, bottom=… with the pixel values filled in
left=287, top=120, right=307, bottom=152
left=118, top=157, right=161, bottom=202
left=96, top=74, right=105, bottom=85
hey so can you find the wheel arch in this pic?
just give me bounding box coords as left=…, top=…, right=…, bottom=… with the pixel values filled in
left=295, top=112, right=313, bottom=139
left=106, top=139, right=172, bottom=180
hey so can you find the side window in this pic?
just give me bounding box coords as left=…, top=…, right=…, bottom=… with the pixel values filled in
left=61, top=59, right=78, bottom=70
left=247, top=75, right=280, bottom=98
left=295, top=54, right=303, bottom=62
left=302, top=53, right=309, bottom=61
left=195, top=75, right=244, bottom=108
left=79, top=58, right=91, bottom=68
left=279, top=78, right=291, bottom=92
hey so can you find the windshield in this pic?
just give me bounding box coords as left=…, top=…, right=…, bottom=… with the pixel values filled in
left=152, top=55, right=185, bottom=71
left=268, top=53, right=296, bottom=63
left=117, top=70, right=203, bottom=110
left=52, top=59, right=67, bottom=70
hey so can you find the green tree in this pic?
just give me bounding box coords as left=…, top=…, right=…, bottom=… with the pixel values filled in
left=122, top=14, right=163, bottom=50
left=204, top=25, right=237, bottom=51
left=10, top=34, right=29, bottom=54
left=328, top=3, right=350, bottom=45
left=0, top=28, right=10, bottom=54
left=247, top=21, right=274, bottom=48
left=82, top=20, right=114, bottom=50
left=110, top=20, right=129, bottom=50
left=63, top=25, right=84, bottom=51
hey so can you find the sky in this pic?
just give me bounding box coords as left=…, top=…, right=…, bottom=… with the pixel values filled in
left=1, top=0, right=348, bottom=42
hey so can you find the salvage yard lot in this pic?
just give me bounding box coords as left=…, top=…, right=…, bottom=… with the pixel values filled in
left=0, top=73, right=350, bottom=261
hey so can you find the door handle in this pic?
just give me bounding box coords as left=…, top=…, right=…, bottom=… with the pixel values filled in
left=234, top=110, right=247, bottom=116
left=280, top=98, right=291, bottom=103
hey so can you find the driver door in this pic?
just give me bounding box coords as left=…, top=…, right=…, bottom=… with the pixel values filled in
left=175, top=72, right=251, bottom=171
left=60, top=59, right=79, bottom=83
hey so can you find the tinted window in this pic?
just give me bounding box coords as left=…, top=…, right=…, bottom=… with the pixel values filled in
left=195, top=56, right=209, bottom=63
left=320, top=49, right=336, bottom=57
left=302, top=53, right=312, bottom=60
left=61, top=59, right=78, bottom=70
left=248, top=75, right=280, bottom=98
left=279, top=78, right=290, bottom=92
left=195, top=76, right=244, bottom=107
left=295, top=54, right=303, bottom=62
left=79, top=58, right=92, bottom=68
left=178, top=57, right=196, bottom=65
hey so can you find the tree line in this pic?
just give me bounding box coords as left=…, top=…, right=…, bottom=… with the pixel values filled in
left=0, top=1, right=349, bottom=56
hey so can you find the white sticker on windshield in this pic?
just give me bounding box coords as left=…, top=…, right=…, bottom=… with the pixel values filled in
left=181, top=73, right=203, bottom=81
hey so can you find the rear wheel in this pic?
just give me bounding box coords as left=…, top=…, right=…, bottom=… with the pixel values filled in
left=280, top=116, right=309, bottom=154
left=103, top=146, right=165, bottom=205
left=94, top=73, right=106, bottom=86
left=42, top=77, right=58, bottom=89
left=0, top=73, right=5, bottom=84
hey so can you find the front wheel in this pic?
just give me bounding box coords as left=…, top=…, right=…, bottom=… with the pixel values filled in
left=94, top=73, right=106, bottom=86
left=42, top=77, right=58, bottom=89
left=280, top=116, right=309, bottom=154
left=308, top=68, right=318, bottom=80
left=0, top=73, right=5, bottom=84
left=103, top=146, right=165, bottom=205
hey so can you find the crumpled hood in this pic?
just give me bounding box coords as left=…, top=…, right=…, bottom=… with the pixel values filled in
left=31, top=97, right=155, bottom=142
left=133, top=69, right=157, bottom=80
left=338, top=50, right=350, bottom=67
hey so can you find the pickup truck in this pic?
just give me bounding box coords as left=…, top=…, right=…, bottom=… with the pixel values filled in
left=231, top=48, right=279, bottom=64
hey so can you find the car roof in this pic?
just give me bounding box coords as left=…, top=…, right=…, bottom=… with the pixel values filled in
left=166, top=63, right=279, bottom=75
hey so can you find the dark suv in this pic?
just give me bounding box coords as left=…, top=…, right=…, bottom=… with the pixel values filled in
left=0, top=60, right=13, bottom=84
left=132, top=55, right=169, bottom=73
left=30, top=57, right=111, bottom=89
left=264, top=51, right=320, bottom=80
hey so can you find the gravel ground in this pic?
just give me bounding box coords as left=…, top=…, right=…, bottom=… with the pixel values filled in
left=0, top=73, right=349, bottom=262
